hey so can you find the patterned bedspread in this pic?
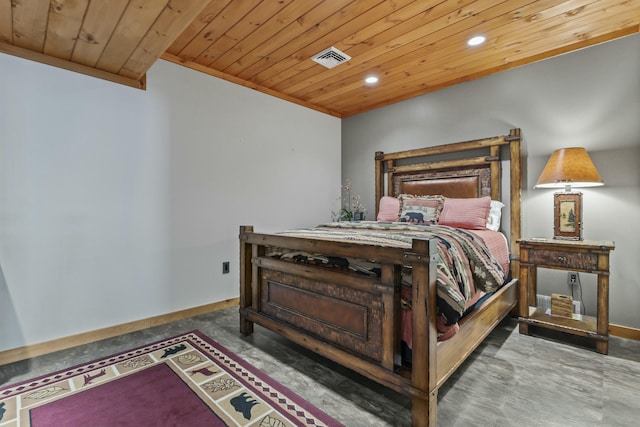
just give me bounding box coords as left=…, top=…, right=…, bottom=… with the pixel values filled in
left=271, top=221, right=506, bottom=341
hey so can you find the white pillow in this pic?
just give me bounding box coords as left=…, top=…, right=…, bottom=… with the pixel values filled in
left=486, top=200, right=504, bottom=231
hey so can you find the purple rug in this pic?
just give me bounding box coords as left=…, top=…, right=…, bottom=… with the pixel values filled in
left=0, top=331, right=343, bottom=426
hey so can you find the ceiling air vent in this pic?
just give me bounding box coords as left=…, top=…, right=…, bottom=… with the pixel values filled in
left=311, top=46, right=351, bottom=69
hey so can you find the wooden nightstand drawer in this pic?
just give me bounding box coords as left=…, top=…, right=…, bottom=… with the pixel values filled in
left=529, top=249, right=597, bottom=270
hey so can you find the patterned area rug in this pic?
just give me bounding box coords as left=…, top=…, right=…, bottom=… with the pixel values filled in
left=0, top=331, right=342, bottom=426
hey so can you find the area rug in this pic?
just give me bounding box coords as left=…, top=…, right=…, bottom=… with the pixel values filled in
left=0, top=330, right=343, bottom=426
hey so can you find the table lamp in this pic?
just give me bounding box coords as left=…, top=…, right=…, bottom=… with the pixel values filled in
left=534, top=147, right=603, bottom=240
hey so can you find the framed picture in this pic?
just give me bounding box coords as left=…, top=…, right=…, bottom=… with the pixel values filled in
left=553, top=192, right=582, bottom=240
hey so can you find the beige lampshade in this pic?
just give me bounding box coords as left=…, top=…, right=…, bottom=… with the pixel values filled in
left=535, top=147, right=604, bottom=189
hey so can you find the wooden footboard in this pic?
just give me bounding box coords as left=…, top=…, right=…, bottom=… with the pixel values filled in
left=239, top=225, right=517, bottom=426
left=240, top=225, right=441, bottom=425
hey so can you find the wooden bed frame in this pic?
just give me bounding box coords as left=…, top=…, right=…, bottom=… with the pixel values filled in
left=239, top=128, right=522, bottom=426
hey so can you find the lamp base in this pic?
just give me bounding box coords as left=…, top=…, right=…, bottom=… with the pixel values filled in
left=553, top=192, right=583, bottom=240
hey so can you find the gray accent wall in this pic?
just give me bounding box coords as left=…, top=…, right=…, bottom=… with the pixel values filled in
left=343, top=34, right=640, bottom=329
left=0, top=56, right=340, bottom=352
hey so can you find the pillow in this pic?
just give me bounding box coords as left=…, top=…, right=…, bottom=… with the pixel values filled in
left=438, top=196, right=491, bottom=230
left=377, top=196, right=400, bottom=221
left=398, top=194, right=445, bottom=224
left=486, top=200, right=505, bottom=231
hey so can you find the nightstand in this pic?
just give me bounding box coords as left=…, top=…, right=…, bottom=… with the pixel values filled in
left=518, top=238, right=615, bottom=354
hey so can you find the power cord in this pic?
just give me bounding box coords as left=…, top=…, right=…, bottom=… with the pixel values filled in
left=570, top=280, right=586, bottom=315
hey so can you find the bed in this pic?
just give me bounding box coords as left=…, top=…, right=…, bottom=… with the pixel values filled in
left=239, top=128, right=522, bottom=426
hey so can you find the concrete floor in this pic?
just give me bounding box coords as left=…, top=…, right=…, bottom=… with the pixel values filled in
left=2, top=307, right=639, bottom=426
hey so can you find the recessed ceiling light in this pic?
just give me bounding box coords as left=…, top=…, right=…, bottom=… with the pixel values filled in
left=365, top=76, right=379, bottom=84
left=467, top=35, right=486, bottom=46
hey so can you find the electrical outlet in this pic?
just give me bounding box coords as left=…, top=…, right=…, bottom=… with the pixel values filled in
left=222, top=262, right=230, bottom=274
left=567, top=272, right=580, bottom=287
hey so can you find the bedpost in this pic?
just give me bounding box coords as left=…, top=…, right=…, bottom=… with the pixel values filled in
left=508, top=128, right=522, bottom=279
left=375, top=151, right=384, bottom=217
left=239, top=225, right=254, bottom=336
left=386, top=159, right=395, bottom=199
left=490, top=145, right=501, bottom=201
left=407, top=238, right=438, bottom=427
left=380, top=263, right=402, bottom=369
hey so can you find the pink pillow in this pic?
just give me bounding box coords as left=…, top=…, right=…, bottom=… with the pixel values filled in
left=438, top=196, right=491, bottom=230
left=377, top=196, right=400, bottom=221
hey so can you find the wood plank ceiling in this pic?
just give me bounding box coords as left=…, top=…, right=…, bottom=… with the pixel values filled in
left=1, top=1, right=639, bottom=117
left=0, top=0, right=210, bottom=89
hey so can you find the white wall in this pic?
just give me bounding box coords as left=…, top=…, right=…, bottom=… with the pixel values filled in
left=343, top=34, right=640, bottom=329
left=0, top=56, right=341, bottom=352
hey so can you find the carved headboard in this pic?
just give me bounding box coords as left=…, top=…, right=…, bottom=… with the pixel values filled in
left=392, top=167, right=491, bottom=199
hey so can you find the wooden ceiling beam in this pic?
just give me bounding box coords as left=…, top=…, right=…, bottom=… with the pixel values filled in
left=0, top=42, right=145, bottom=89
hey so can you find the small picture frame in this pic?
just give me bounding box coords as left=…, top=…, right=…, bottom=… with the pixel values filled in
left=553, top=192, right=582, bottom=240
